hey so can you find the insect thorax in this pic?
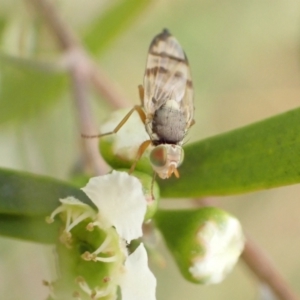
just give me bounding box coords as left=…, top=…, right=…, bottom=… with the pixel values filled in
left=151, top=102, right=186, bottom=145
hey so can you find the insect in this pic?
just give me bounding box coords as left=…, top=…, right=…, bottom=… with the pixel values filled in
left=87, top=29, right=195, bottom=179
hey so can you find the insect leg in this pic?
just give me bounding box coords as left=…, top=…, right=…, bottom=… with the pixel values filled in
left=81, top=105, right=146, bottom=138
left=188, top=119, right=196, bottom=128
left=129, top=139, right=152, bottom=174
left=138, top=85, right=144, bottom=106
left=150, top=172, right=157, bottom=201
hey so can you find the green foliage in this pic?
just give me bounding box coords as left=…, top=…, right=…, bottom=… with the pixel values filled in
left=0, top=168, right=94, bottom=243
left=1, top=107, right=300, bottom=242
left=83, top=0, right=152, bottom=55
left=0, top=56, right=68, bottom=124
left=0, top=17, right=6, bottom=40
left=159, top=107, right=300, bottom=198
left=0, top=214, right=60, bottom=243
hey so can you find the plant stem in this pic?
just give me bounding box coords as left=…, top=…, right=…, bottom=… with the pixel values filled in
left=69, top=49, right=109, bottom=175
left=242, top=238, right=299, bottom=300
left=28, top=0, right=130, bottom=108
left=27, top=0, right=130, bottom=174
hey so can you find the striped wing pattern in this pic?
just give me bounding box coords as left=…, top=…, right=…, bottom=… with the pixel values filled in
left=143, top=29, right=194, bottom=128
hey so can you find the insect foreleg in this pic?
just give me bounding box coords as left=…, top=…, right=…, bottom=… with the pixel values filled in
left=150, top=172, right=157, bottom=201
left=138, top=85, right=144, bottom=106
left=82, top=105, right=146, bottom=138
left=189, top=119, right=196, bottom=128
left=129, top=139, right=152, bottom=174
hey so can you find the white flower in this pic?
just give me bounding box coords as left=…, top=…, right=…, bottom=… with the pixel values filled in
left=189, top=217, right=245, bottom=284
left=47, top=171, right=156, bottom=299
left=120, top=243, right=157, bottom=300
left=81, top=171, right=147, bottom=243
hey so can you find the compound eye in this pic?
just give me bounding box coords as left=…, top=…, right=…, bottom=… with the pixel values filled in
left=150, top=146, right=167, bottom=167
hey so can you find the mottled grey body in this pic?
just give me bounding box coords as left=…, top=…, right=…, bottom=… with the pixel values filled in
left=152, top=105, right=186, bottom=145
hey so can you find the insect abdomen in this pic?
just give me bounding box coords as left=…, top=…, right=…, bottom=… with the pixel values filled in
left=152, top=104, right=186, bottom=144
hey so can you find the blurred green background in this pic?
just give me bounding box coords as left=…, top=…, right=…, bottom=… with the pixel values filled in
left=1, top=0, right=300, bottom=299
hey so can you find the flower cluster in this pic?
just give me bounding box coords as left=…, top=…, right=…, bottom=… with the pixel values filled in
left=47, top=166, right=245, bottom=299
left=47, top=171, right=156, bottom=300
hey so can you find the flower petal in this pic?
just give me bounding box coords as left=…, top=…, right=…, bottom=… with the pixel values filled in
left=189, top=217, right=245, bottom=284
left=81, top=171, right=147, bottom=243
left=120, top=243, right=156, bottom=300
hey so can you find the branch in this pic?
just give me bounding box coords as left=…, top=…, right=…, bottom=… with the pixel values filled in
left=69, top=49, right=109, bottom=175
left=242, top=238, right=299, bottom=300
left=28, top=0, right=130, bottom=108
left=27, top=0, right=131, bottom=175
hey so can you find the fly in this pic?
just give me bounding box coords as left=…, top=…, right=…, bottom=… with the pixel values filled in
left=84, top=29, right=195, bottom=180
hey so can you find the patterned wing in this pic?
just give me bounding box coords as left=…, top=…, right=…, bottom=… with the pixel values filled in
left=143, top=29, right=194, bottom=127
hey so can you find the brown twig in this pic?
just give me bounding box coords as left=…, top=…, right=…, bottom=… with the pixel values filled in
left=69, top=49, right=109, bottom=175
left=28, top=0, right=130, bottom=175
left=242, top=238, right=299, bottom=300
left=28, top=0, right=130, bottom=108
left=28, top=0, right=79, bottom=50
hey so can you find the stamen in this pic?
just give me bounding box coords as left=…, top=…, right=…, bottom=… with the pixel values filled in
left=66, top=210, right=95, bottom=232
left=81, top=252, right=117, bottom=263
left=81, top=235, right=117, bottom=263
left=94, top=235, right=112, bottom=255
left=46, top=205, right=66, bottom=223
left=91, top=285, right=113, bottom=299
left=65, top=207, right=72, bottom=231
left=76, top=276, right=92, bottom=295
left=86, top=220, right=102, bottom=231
left=94, top=255, right=118, bottom=263
left=76, top=276, right=112, bottom=300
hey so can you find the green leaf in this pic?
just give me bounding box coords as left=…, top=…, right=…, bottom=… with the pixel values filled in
left=0, top=168, right=94, bottom=217
left=0, top=17, right=6, bottom=40
left=0, top=55, right=68, bottom=124
left=0, top=168, right=95, bottom=243
left=83, top=0, right=152, bottom=55
left=159, top=107, right=300, bottom=198
left=0, top=214, right=60, bottom=243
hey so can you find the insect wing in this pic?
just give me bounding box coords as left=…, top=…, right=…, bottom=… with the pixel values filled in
left=143, top=29, right=194, bottom=127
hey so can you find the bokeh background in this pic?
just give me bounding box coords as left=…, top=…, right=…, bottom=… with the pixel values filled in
left=1, top=0, right=300, bottom=299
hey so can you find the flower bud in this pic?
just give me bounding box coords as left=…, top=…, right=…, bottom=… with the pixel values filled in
left=99, top=109, right=152, bottom=175
left=155, top=207, right=245, bottom=284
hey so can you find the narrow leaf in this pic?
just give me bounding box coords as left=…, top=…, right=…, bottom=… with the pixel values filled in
left=0, top=168, right=94, bottom=217
left=0, top=214, right=60, bottom=244
left=159, top=107, right=300, bottom=197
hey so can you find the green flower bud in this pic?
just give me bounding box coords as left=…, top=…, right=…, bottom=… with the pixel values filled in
left=155, top=207, right=245, bottom=285
left=99, top=109, right=152, bottom=175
